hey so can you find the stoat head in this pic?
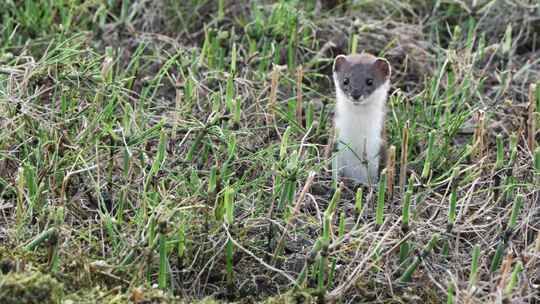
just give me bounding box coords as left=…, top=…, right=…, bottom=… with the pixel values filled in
left=333, top=53, right=391, bottom=105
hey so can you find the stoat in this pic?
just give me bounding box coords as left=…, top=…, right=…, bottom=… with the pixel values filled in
left=332, top=53, right=391, bottom=185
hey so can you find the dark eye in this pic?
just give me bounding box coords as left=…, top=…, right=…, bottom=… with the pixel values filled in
left=366, top=78, right=373, bottom=86
left=343, top=78, right=349, bottom=86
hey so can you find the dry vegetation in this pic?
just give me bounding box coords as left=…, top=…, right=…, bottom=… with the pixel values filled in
left=1, top=0, right=539, bottom=303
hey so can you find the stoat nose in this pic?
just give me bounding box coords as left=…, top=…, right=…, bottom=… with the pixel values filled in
left=351, top=90, right=362, bottom=100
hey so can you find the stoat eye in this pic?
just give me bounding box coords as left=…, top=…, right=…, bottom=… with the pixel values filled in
left=343, top=78, right=349, bottom=86
left=366, top=78, right=373, bottom=86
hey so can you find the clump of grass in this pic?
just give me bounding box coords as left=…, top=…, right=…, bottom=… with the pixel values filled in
left=1, top=0, right=539, bottom=303
left=399, top=233, right=439, bottom=283
left=399, top=176, right=414, bottom=263
left=491, top=194, right=523, bottom=273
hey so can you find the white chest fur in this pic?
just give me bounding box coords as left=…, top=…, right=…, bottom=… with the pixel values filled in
left=333, top=79, right=389, bottom=185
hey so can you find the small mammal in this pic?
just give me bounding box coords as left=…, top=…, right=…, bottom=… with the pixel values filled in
left=332, top=53, right=391, bottom=185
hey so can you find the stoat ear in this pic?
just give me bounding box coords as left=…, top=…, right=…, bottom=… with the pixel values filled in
left=374, top=57, right=391, bottom=79
left=333, top=55, right=348, bottom=73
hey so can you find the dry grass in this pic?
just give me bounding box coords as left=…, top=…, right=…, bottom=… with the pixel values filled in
left=0, top=0, right=539, bottom=303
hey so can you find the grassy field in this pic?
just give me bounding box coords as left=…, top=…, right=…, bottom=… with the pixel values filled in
left=1, top=0, right=539, bottom=303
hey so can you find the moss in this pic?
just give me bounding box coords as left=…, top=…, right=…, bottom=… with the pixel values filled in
left=0, top=272, right=63, bottom=304
left=261, top=291, right=317, bottom=304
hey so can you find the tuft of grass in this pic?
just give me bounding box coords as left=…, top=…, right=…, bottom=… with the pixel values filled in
left=1, top=0, right=539, bottom=302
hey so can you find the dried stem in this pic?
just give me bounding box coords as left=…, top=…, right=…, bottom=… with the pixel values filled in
left=296, top=65, right=304, bottom=126
left=399, top=120, right=409, bottom=193
left=527, top=83, right=537, bottom=152
left=473, top=110, right=486, bottom=159
left=267, top=64, right=280, bottom=126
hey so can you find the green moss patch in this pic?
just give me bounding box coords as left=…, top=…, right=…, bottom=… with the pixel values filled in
left=0, top=272, right=63, bottom=304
